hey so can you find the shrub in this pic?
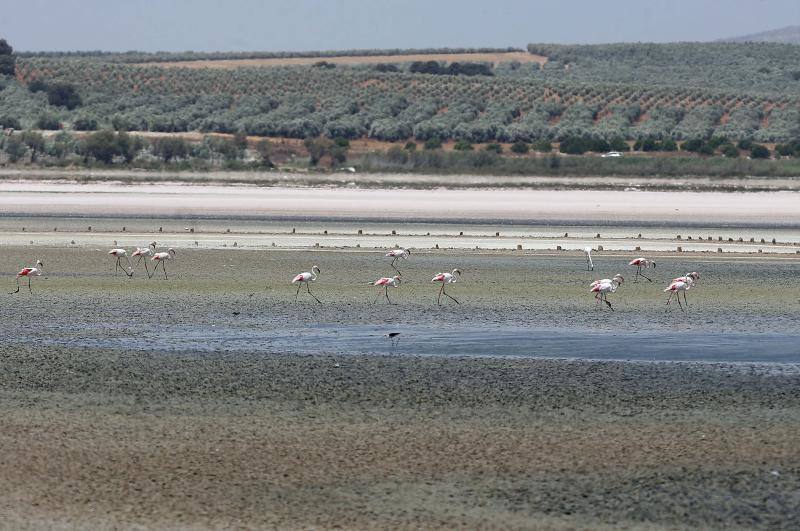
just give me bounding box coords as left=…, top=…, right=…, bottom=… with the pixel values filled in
left=484, top=143, right=502, bottom=154
left=404, top=141, right=417, bottom=151
left=453, top=140, right=473, bottom=151
left=424, top=137, right=442, bottom=150
left=35, top=114, right=61, bottom=130
left=750, top=144, right=770, bottom=159
left=0, top=115, right=21, bottom=129
left=720, top=143, right=739, bottom=158
left=73, top=117, right=98, bottom=131
left=511, top=141, right=529, bottom=154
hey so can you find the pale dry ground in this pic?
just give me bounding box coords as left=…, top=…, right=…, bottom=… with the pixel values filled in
left=3, top=167, right=800, bottom=192
left=1, top=181, right=799, bottom=226
left=137, top=51, right=547, bottom=69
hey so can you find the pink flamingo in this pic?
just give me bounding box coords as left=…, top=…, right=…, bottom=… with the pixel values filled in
left=148, top=248, right=176, bottom=279
left=584, top=247, right=594, bottom=271
left=664, top=279, right=691, bottom=310
left=373, top=275, right=402, bottom=303
left=589, top=274, right=624, bottom=310
left=673, top=272, right=700, bottom=285
left=108, top=248, right=133, bottom=277
left=385, top=248, right=411, bottom=274
left=9, top=260, right=44, bottom=294
left=629, top=257, right=656, bottom=282
left=291, top=265, right=321, bottom=303
left=431, top=269, right=461, bottom=305
left=131, top=241, right=157, bottom=276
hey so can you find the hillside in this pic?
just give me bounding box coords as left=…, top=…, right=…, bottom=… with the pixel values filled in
left=719, top=25, right=800, bottom=44
left=2, top=42, right=800, bottom=145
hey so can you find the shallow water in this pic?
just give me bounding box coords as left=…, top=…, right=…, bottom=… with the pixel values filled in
left=40, top=323, right=800, bottom=364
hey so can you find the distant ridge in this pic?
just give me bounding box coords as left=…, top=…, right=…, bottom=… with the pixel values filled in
left=718, top=25, right=800, bottom=44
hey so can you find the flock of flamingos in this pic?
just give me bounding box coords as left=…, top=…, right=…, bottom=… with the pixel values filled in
left=9, top=243, right=700, bottom=310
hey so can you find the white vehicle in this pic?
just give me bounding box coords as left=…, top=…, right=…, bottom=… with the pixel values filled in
left=601, top=151, right=623, bottom=158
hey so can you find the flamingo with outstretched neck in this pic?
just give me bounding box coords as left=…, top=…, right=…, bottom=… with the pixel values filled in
left=108, top=248, right=133, bottom=277
left=131, top=241, right=157, bottom=276
left=584, top=247, right=594, bottom=271
left=629, top=258, right=656, bottom=282
left=149, top=248, right=176, bottom=279
left=431, top=269, right=461, bottom=305
left=373, top=275, right=401, bottom=303
left=10, top=260, right=45, bottom=294
left=590, top=274, right=623, bottom=310
left=292, top=265, right=321, bottom=303
left=385, top=248, right=411, bottom=274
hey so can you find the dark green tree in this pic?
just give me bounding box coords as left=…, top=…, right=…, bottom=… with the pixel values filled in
left=423, top=137, right=442, bottom=150
left=3, top=135, right=26, bottom=162
left=152, top=137, right=188, bottom=162
left=82, top=130, right=120, bottom=164
left=750, top=144, right=770, bottom=159
left=0, top=38, right=14, bottom=77
left=511, top=141, right=529, bottom=154
left=453, top=140, right=473, bottom=151
left=20, top=131, right=45, bottom=162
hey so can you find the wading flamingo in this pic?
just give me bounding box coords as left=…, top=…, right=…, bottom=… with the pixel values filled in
left=373, top=275, right=401, bottom=303
left=665, top=278, right=692, bottom=310
left=385, top=248, right=411, bottom=274
left=9, top=260, right=44, bottom=294
left=629, top=258, right=656, bottom=282
left=149, top=248, right=176, bottom=279
left=673, top=272, right=700, bottom=285
left=590, top=274, right=623, bottom=310
left=108, top=248, right=133, bottom=277
left=431, top=269, right=461, bottom=305
left=131, top=242, right=157, bottom=276
left=584, top=247, right=594, bottom=271
left=292, top=265, right=321, bottom=303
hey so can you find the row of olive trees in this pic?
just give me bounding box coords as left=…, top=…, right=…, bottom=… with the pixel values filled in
left=0, top=130, right=277, bottom=166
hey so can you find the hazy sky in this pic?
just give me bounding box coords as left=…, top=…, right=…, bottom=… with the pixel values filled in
left=1, top=0, right=798, bottom=52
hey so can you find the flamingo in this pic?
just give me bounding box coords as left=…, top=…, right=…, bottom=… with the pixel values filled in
left=108, top=248, right=133, bottom=277
left=589, top=274, right=623, bottom=310
left=149, top=248, right=176, bottom=279
left=665, top=279, right=691, bottom=310
left=385, top=248, right=411, bottom=274
left=629, top=258, right=656, bottom=282
left=373, top=275, right=401, bottom=303
left=431, top=269, right=461, bottom=305
left=291, top=265, right=321, bottom=303
left=673, top=272, right=700, bottom=285
left=9, top=260, right=44, bottom=294
left=584, top=247, right=594, bottom=271
left=131, top=241, right=157, bottom=276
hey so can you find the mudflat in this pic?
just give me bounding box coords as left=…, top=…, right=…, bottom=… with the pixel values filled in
left=1, top=246, right=798, bottom=529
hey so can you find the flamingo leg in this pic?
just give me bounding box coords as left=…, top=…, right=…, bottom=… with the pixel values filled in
left=295, top=283, right=302, bottom=301
left=306, top=283, right=321, bottom=304
left=9, top=276, right=20, bottom=294
left=639, top=267, right=652, bottom=282
left=677, top=293, right=684, bottom=311
left=594, top=293, right=601, bottom=309
left=604, top=293, right=613, bottom=311
left=162, top=261, right=168, bottom=280
left=28, top=276, right=33, bottom=294
left=666, top=292, right=673, bottom=306
left=147, top=262, right=156, bottom=279
left=683, top=291, right=688, bottom=307
left=634, top=266, right=640, bottom=283
left=443, top=286, right=460, bottom=305
left=390, top=258, right=401, bottom=274
left=143, top=259, right=150, bottom=276
left=115, top=258, right=121, bottom=274
left=373, top=288, right=382, bottom=304
left=437, top=284, right=443, bottom=305
left=385, top=286, right=391, bottom=303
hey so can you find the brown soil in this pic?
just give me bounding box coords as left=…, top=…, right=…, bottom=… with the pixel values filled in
left=139, top=52, right=547, bottom=70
